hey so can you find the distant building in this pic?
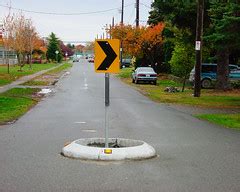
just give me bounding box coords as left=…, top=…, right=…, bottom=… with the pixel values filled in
left=0, top=47, right=17, bottom=65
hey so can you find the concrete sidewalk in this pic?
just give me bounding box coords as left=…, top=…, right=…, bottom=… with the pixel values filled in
left=0, top=64, right=63, bottom=94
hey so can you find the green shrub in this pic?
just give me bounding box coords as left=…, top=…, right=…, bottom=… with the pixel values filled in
left=231, top=81, right=240, bottom=89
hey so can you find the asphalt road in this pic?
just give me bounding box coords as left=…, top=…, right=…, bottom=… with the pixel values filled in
left=0, top=60, right=240, bottom=192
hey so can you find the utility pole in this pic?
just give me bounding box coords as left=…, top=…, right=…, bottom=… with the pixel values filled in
left=110, top=17, right=115, bottom=39
left=194, top=0, right=204, bottom=97
left=112, top=17, right=115, bottom=27
left=121, top=0, right=124, bottom=25
left=136, top=0, right=140, bottom=27
left=120, top=0, right=124, bottom=68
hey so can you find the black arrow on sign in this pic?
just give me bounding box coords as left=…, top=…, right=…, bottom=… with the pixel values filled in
left=97, top=41, right=117, bottom=71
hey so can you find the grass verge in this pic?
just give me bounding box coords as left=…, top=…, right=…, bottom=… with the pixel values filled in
left=0, top=88, right=41, bottom=125
left=22, top=63, right=72, bottom=86
left=118, top=67, right=240, bottom=108
left=0, top=63, right=58, bottom=86
left=196, top=113, right=240, bottom=130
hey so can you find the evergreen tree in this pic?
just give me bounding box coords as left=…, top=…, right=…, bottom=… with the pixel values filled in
left=148, top=1, right=204, bottom=72
left=46, top=32, right=62, bottom=62
left=206, top=1, right=240, bottom=90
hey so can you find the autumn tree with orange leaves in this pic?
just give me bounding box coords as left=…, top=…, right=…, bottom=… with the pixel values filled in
left=141, top=23, right=165, bottom=72
left=3, top=14, right=40, bottom=70
left=110, top=23, right=165, bottom=72
left=110, top=24, right=145, bottom=57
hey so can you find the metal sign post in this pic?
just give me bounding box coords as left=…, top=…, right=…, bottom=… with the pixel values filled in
left=94, top=39, right=120, bottom=149
left=105, top=73, right=110, bottom=148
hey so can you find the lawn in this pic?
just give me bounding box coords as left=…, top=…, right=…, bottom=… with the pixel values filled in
left=0, top=63, right=73, bottom=124
left=118, top=67, right=240, bottom=108
left=22, top=63, right=72, bottom=86
left=0, top=63, right=58, bottom=86
left=0, top=88, right=41, bottom=124
left=196, top=114, right=240, bottom=130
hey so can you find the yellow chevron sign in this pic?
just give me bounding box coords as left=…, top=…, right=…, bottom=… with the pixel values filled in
left=95, top=39, right=120, bottom=73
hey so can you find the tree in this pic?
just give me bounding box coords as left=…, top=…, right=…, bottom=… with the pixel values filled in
left=141, top=23, right=165, bottom=73
left=33, top=38, right=47, bottom=60
left=170, top=43, right=195, bottom=92
left=3, top=14, right=38, bottom=70
left=148, top=1, right=199, bottom=74
left=149, top=0, right=240, bottom=91
left=83, top=42, right=94, bottom=53
left=110, top=24, right=165, bottom=72
left=206, top=1, right=240, bottom=90
left=148, top=0, right=199, bottom=43
left=60, top=42, right=74, bottom=57
left=110, top=24, right=145, bottom=57
left=46, top=32, right=62, bottom=62
left=123, top=25, right=145, bottom=57
left=66, top=43, right=75, bottom=50
left=75, top=44, right=85, bottom=53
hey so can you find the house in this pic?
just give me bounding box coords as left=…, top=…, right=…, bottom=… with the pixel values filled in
left=0, top=47, right=17, bottom=65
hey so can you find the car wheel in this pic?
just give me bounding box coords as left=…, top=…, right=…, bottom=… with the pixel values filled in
left=201, top=78, right=212, bottom=88
left=153, top=81, right=157, bottom=85
left=132, top=78, right=135, bottom=83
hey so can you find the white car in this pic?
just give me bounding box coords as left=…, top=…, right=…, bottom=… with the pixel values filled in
left=132, top=67, right=157, bottom=85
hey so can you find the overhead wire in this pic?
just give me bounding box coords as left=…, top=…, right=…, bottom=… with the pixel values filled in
left=0, top=3, right=134, bottom=16
left=126, top=4, right=136, bottom=25
left=137, top=2, right=153, bottom=25
left=139, top=2, right=151, bottom=9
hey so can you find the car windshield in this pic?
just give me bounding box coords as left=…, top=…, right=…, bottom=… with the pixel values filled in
left=137, top=68, right=154, bottom=72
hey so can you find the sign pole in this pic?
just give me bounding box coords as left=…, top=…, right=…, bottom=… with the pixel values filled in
left=105, top=73, right=110, bottom=148
left=94, top=39, right=120, bottom=148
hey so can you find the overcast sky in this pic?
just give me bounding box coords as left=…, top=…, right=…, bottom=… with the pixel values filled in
left=0, top=0, right=153, bottom=43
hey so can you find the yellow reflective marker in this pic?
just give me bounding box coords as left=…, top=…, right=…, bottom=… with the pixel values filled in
left=95, top=39, right=120, bottom=73
left=104, top=149, right=112, bottom=154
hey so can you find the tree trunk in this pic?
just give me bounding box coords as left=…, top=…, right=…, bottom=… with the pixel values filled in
left=215, top=49, right=231, bottom=90
left=182, top=74, right=187, bottom=92
left=18, top=53, right=25, bottom=71
left=17, top=53, right=20, bottom=66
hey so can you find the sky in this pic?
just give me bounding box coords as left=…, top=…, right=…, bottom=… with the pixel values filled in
left=0, top=0, right=153, bottom=44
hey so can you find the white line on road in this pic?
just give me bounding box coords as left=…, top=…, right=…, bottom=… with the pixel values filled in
left=74, top=122, right=86, bottom=124
left=81, top=129, right=97, bottom=133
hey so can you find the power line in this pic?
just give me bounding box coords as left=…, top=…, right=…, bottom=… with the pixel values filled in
left=0, top=3, right=134, bottom=16
left=139, top=2, right=151, bottom=9
left=126, top=4, right=135, bottom=24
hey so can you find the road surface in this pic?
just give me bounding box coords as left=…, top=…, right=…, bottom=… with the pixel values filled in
left=0, top=60, right=240, bottom=192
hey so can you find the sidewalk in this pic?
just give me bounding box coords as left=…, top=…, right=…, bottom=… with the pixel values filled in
left=0, top=64, right=63, bottom=94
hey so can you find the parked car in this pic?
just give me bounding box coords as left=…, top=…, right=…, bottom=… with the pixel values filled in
left=88, top=58, right=94, bottom=63
left=132, top=67, right=157, bottom=85
left=121, top=58, right=131, bottom=68
left=189, top=63, right=240, bottom=88
left=73, top=58, right=79, bottom=62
